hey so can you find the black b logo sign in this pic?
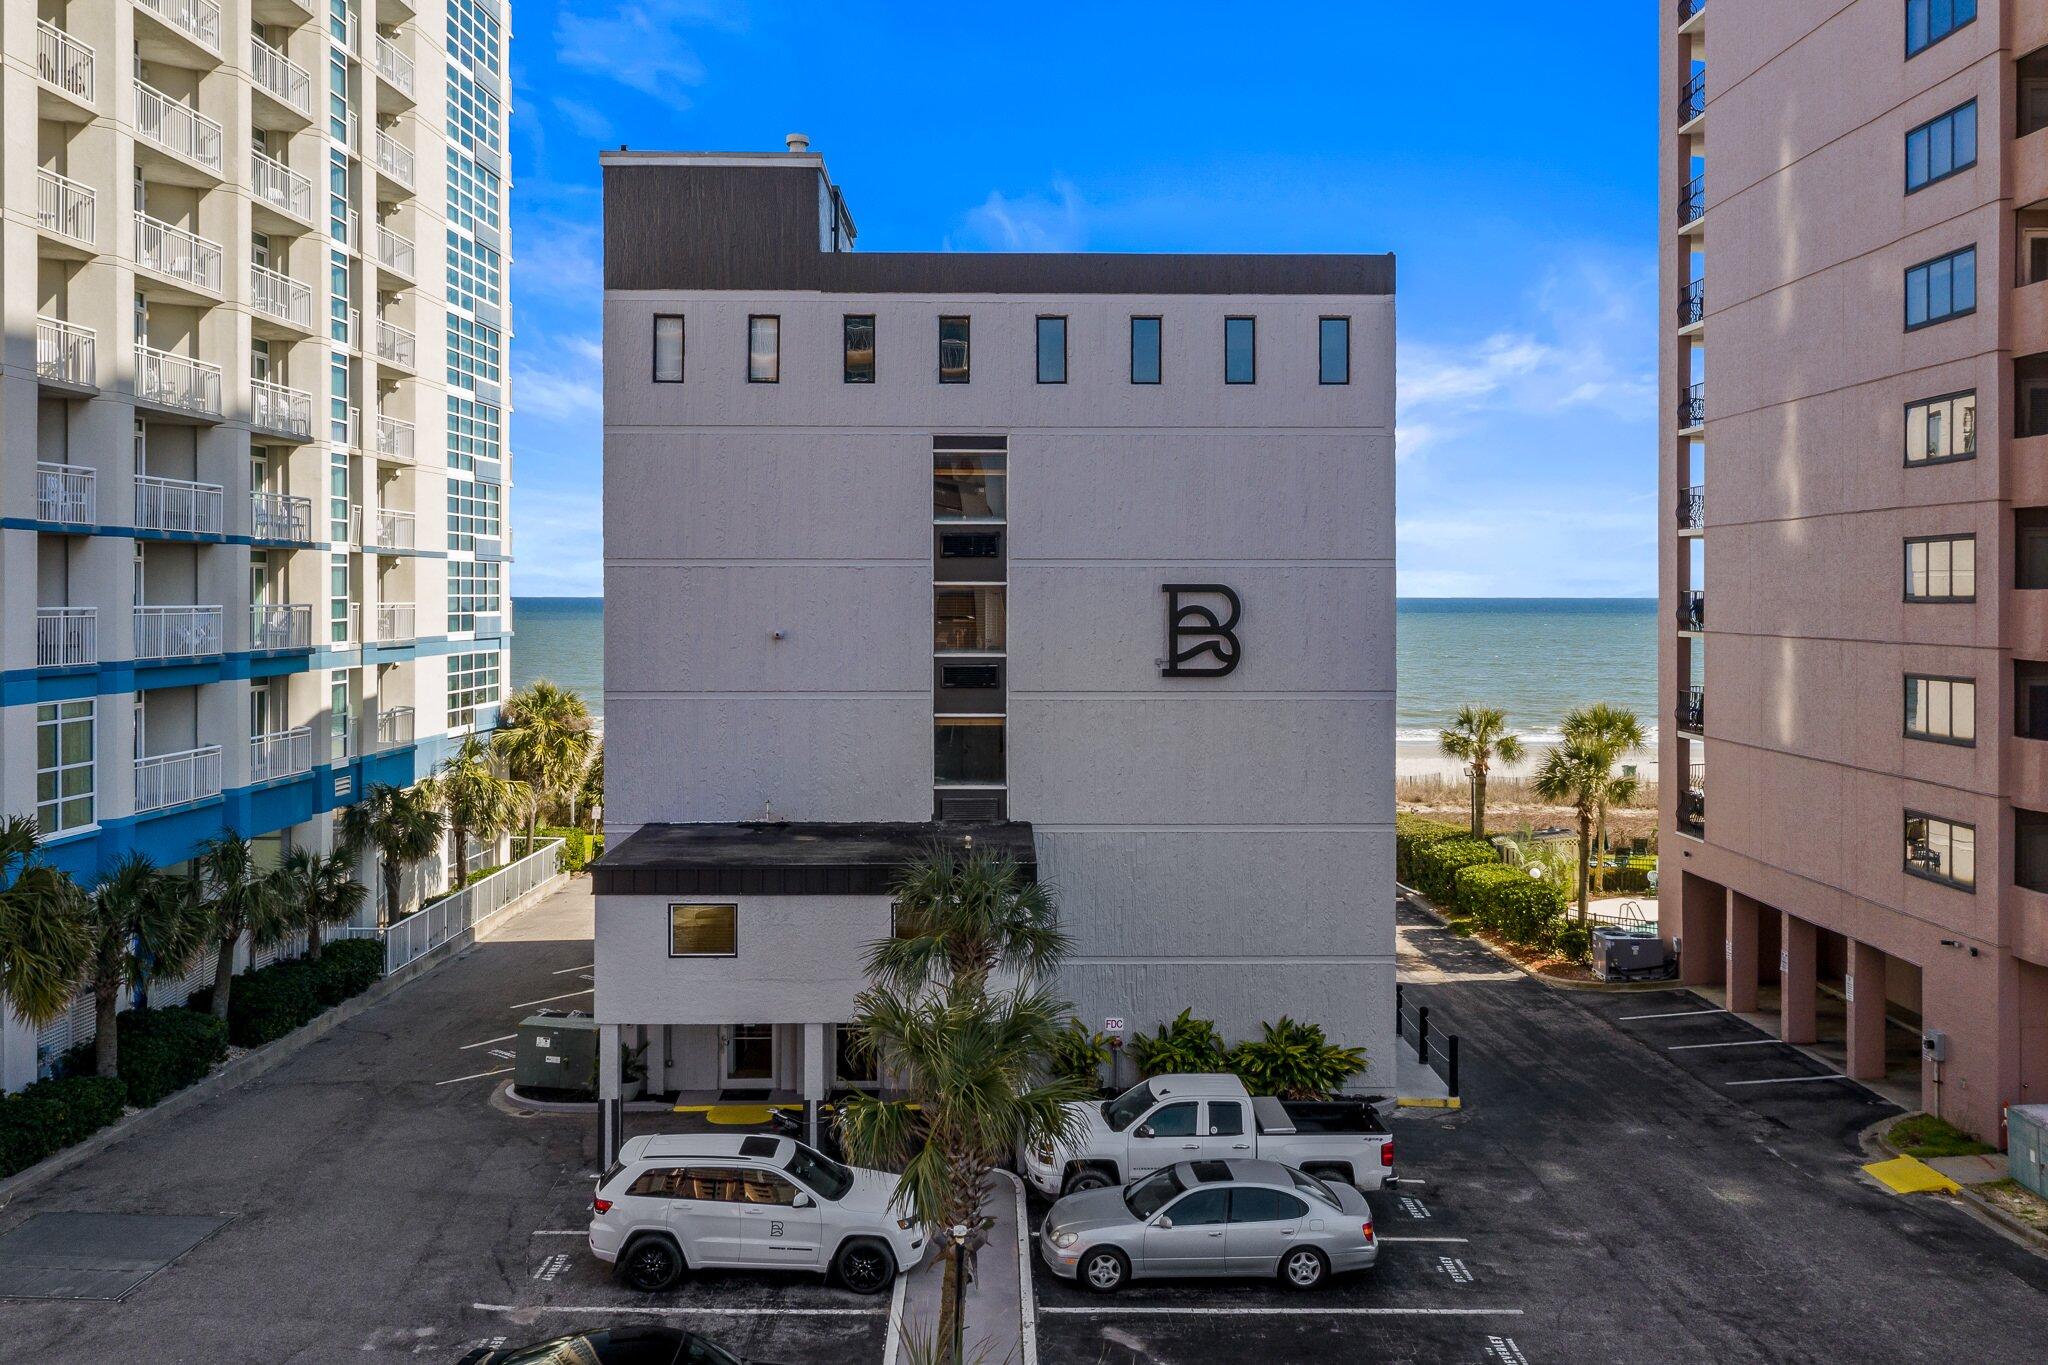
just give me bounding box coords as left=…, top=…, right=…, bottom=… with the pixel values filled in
left=1161, top=584, right=1242, bottom=678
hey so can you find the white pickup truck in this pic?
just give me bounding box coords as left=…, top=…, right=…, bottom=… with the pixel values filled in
left=1021, top=1073, right=1395, bottom=1198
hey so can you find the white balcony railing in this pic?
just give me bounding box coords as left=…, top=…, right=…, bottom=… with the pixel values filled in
left=35, top=607, right=97, bottom=668
left=251, top=378, right=314, bottom=438
left=36, top=462, right=95, bottom=524
left=36, top=168, right=94, bottom=245
left=135, top=345, right=223, bottom=417
left=36, top=317, right=96, bottom=387
left=373, top=705, right=415, bottom=750
left=134, top=81, right=223, bottom=173
left=249, top=36, right=311, bottom=116
left=132, top=605, right=224, bottom=660
left=249, top=726, right=314, bottom=783
left=135, top=212, right=223, bottom=292
left=134, top=0, right=223, bottom=54
left=375, top=414, right=415, bottom=462
left=375, top=224, right=414, bottom=277
left=251, top=151, right=314, bottom=223
left=374, top=128, right=415, bottom=188
left=250, top=490, right=314, bottom=542
left=250, top=602, right=313, bottom=651
left=373, top=35, right=415, bottom=96
left=134, top=744, right=223, bottom=813
left=251, top=263, right=313, bottom=328
left=375, top=602, right=416, bottom=643
left=372, top=507, right=415, bottom=551
left=374, top=319, right=416, bottom=369
left=134, top=473, right=224, bottom=534
left=37, top=21, right=95, bottom=103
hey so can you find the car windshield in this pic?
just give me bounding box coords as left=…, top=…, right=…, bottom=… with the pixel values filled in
left=784, top=1140, right=855, bottom=1200
left=1102, top=1081, right=1156, bottom=1133
left=1287, top=1166, right=1340, bottom=1208
left=1122, top=1166, right=1187, bottom=1220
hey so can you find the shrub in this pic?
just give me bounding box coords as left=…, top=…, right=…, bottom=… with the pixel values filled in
left=1228, top=1018, right=1367, bottom=1100
left=314, top=938, right=384, bottom=1004
left=1048, top=1018, right=1113, bottom=1089
left=1395, top=814, right=1470, bottom=883
left=1453, top=863, right=1571, bottom=948
left=1410, top=837, right=1500, bottom=906
left=1552, top=923, right=1592, bottom=964
left=0, top=1093, right=66, bottom=1178
left=1128, top=1009, right=1232, bottom=1077
left=115, top=1008, right=228, bottom=1108
left=0, top=1075, right=130, bottom=1178
left=189, top=941, right=387, bottom=1046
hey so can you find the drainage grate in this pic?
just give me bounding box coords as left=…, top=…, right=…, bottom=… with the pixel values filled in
left=0, top=1212, right=230, bottom=1300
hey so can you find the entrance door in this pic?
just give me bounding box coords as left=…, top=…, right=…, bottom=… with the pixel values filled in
left=722, top=1025, right=774, bottom=1090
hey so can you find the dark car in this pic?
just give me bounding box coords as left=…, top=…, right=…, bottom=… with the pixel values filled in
left=459, top=1325, right=778, bottom=1365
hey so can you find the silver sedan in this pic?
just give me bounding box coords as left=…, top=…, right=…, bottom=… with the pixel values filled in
left=1037, top=1158, right=1378, bottom=1292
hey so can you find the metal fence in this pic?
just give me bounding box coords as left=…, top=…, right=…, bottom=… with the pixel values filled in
left=1396, top=984, right=1460, bottom=1099
left=341, top=838, right=565, bottom=976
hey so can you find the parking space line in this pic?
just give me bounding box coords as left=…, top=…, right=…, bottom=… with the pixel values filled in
left=1035, top=1306, right=1524, bottom=1317
left=1619, top=1008, right=1727, bottom=1021
left=461, top=1034, right=518, bottom=1051
left=532, top=1230, right=584, bottom=1236
left=436, top=1067, right=513, bottom=1086
left=1379, top=1236, right=1469, bottom=1243
left=1668, top=1039, right=1781, bottom=1051
left=472, top=1302, right=887, bottom=1318
left=510, top=988, right=593, bottom=1010
left=552, top=962, right=595, bottom=975
left=882, top=1259, right=907, bottom=1365
left=1725, top=1074, right=1852, bottom=1087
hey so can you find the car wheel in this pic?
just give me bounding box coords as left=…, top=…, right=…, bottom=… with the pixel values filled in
left=1279, top=1246, right=1328, bottom=1291
left=1063, top=1167, right=1113, bottom=1194
left=833, top=1239, right=897, bottom=1296
left=1079, top=1247, right=1128, bottom=1293
left=620, top=1236, right=685, bottom=1292
left=1311, top=1165, right=1354, bottom=1190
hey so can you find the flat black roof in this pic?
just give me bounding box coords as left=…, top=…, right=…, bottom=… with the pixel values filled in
left=592, top=821, right=1036, bottom=897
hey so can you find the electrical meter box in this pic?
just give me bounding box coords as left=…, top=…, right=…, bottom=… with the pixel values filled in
left=2009, top=1104, right=2048, bottom=1202
left=516, top=1012, right=599, bottom=1096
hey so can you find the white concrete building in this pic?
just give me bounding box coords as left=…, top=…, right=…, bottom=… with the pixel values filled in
left=1, top=0, right=513, bottom=1088
left=595, top=143, right=1394, bottom=1140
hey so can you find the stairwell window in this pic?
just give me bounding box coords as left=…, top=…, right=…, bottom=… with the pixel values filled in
left=1904, top=535, right=1976, bottom=602
left=939, top=316, right=970, bottom=383
left=1907, top=0, right=1976, bottom=58
left=1906, top=101, right=1976, bottom=193
left=1904, top=391, right=1975, bottom=465
left=1225, top=316, right=1256, bottom=384
left=1905, top=674, right=1976, bottom=745
left=747, top=315, right=780, bottom=383
left=843, top=314, right=875, bottom=383
left=1319, top=317, right=1351, bottom=384
left=1904, top=812, right=1975, bottom=891
left=1036, top=316, right=1067, bottom=384
left=1904, top=246, right=1976, bottom=330
left=1130, top=316, right=1162, bottom=384
left=652, top=315, right=684, bottom=382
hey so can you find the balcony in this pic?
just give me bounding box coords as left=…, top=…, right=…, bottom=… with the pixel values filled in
left=1680, top=69, right=1705, bottom=127
left=251, top=490, right=314, bottom=542
left=36, top=463, right=95, bottom=526
left=371, top=508, right=415, bottom=552
left=1678, top=173, right=1704, bottom=229
left=1677, top=688, right=1704, bottom=734
left=133, top=605, right=224, bottom=661
left=35, top=607, right=97, bottom=668
left=134, top=82, right=224, bottom=175
left=374, top=129, right=415, bottom=190
left=135, top=345, right=223, bottom=418
left=135, top=745, right=223, bottom=814
left=1679, top=382, right=1705, bottom=432
left=251, top=151, right=314, bottom=225
left=1677, top=589, right=1705, bottom=633
left=251, top=378, right=314, bottom=439
left=373, top=705, right=416, bottom=751
left=36, top=317, right=96, bottom=389
left=250, top=602, right=314, bottom=652
left=1680, top=0, right=1706, bottom=22
left=35, top=169, right=95, bottom=248
left=249, top=727, right=314, bottom=783
left=375, top=318, right=416, bottom=369
left=251, top=263, right=314, bottom=330
left=134, top=473, right=224, bottom=535
left=1679, top=278, right=1705, bottom=330
left=135, top=212, right=223, bottom=293
left=1679, top=765, right=1705, bottom=837
left=375, top=224, right=415, bottom=279
left=249, top=36, right=311, bottom=118
left=373, top=35, right=415, bottom=99
left=375, top=602, right=416, bottom=644
left=1678, top=484, right=1704, bottom=534
left=375, top=414, right=416, bottom=463
left=36, top=21, right=95, bottom=108
left=134, top=0, right=223, bottom=55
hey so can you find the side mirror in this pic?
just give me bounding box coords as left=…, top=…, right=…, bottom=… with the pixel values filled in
left=1152, top=1215, right=1173, bottom=1230
left=1134, top=1124, right=1155, bottom=1140
left=791, top=1192, right=815, bottom=1209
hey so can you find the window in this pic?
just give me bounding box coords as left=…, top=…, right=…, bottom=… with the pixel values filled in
left=747, top=315, right=780, bottom=383
left=447, top=479, right=501, bottom=551
left=670, top=903, right=738, bottom=957
left=448, top=317, right=502, bottom=389
left=843, top=314, right=875, bottom=383
left=1906, top=101, right=1977, bottom=192
left=1130, top=316, right=1162, bottom=384
left=933, top=453, right=1006, bottom=520
left=446, top=63, right=502, bottom=158
left=1163, top=1188, right=1230, bottom=1225
left=1905, top=535, right=1976, bottom=601
left=1905, top=812, right=1975, bottom=890
left=446, top=148, right=500, bottom=233
left=36, top=700, right=94, bottom=833
left=935, top=587, right=1005, bottom=651
left=653, top=315, right=684, bottom=383
left=1905, top=246, right=1976, bottom=330
left=446, top=650, right=500, bottom=728
left=1225, top=316, right=1256, bottom=383
left=939, top=316, right=970, bottom=383
left=934, top=717, right=1005, bottom=784
left=1319, top=317, right=1351, bottom=385
left=1036, top=316, right=1067, bottom=384
left=1907, top=0, right=1976, bottom=58
left=447, top=396, right=500, bottom=472
left=1906, top=675, right=1976, bottom=744
left=446, top=230, right=502, bottom=311
left=448, top=0, right=501, bottom=79
left=448, top=561, right=501, bottom=632
left=1904, top=391, right=1975, bottom=465
left=1229, top=1189, right=1309, bottom=1224
left=1145, top=1103, right=1199, bottom=1138
left=1207, top=1101, right=1245, bottom=1137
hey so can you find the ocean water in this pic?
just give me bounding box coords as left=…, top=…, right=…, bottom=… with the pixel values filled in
left=510, top=596, right=1659, bottom=739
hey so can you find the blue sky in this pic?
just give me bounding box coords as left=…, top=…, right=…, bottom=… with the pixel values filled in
left=506, top=2, right=1658, bottom=597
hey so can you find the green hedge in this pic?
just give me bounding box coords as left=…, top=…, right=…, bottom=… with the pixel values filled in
left=1454, top=864, right=1570, bottom=944
left=1409, top=837, right=1500, bottom=906
left=315, top=939, right=385, bottom=1004
left=111, top=1008, right=228, bottom=1108
left=0, top=1076, right=127, bottom=1177
left=532, top=826, right=604, bottom=874
left=187, top=940, right=386, bottom=1048
left=1395, top=814, right=1470, bottom=884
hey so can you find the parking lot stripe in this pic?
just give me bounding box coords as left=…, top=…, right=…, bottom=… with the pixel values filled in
left=460, top=1034, right=518, bottom=1051
left=532, top=1230, right=584, bottom=1236
left=552, top=962, right=595, bottom=975
left=436, top=1067, right=513, bottom=1087
left=1035, top=1306, right=1524, bottom=1317
left=1379, top=1236, right=1470, bottom=1244
left=1725, top=1074, right=1852, bottom=1087
left=471, top=1302, right=887, bottom=1318
left=1667, top=1039, right=1781, bottom=1051
left=509, top=988, right=593, bottom=1010
left=882, top=1260, right=907, bottom=1365
left=1619, top=1008, right=1728, bottom=1021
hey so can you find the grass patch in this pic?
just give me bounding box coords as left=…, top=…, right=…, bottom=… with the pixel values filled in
left=1977, top=1179, right=2048, bottom=1232
left=1890, top=1113, right=1997, bottom=1158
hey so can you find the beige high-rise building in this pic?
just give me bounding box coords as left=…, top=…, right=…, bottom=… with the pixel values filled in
left=1659, top=0, right=2048, bottom=1141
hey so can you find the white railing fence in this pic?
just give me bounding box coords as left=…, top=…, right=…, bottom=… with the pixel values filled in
left=342, top=839, right=566, bottom=975
left=133, top=604, right=224, bottom=659
left=37, top=21, right=95, bottom=103
left=35, top=607, right=97, bottom=667
left=250, top=601, right=313, bottom=651
left=249, top=35, right=311, bottom=115
left=36, top=168, right=95, bottom=244
left=135, top=344, right=223, bottom=416
left=134, top=743, right=223, bottom=812
left=134, top=80, right=223, bottom=171
left=249, top=726, right=313, bottom=783
left=36, top=316, right=96, bottom=387
left=134, top=472, right=224, bottom=533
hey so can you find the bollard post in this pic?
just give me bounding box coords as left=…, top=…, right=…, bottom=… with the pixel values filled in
left=1447, top=1035, right=1459, bottom=1098
left=1417, top=1005, right=1430, bottom=1061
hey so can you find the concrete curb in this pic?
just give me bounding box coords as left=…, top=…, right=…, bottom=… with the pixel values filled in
left=1399, top=885, right=1672, bottom=993
left=1863, top=1113, right=2048, bottom=1259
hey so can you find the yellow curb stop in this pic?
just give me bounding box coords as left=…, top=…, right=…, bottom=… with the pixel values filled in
left=1863, top=1154, right=1960, bottom=1195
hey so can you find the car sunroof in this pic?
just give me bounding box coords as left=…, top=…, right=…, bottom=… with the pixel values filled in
left=739, top=1136, right=780, bottom=1158
left=1190, top=1161, right=1231, bottom=1183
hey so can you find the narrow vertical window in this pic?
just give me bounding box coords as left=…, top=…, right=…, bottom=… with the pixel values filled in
left=1130, top=316, right=1162, bottom=384
left=1225, top=316, right=1256, bottom=384
left=843, top=314, right=875, bottom=383
left=939, top=316, right=970, bottom=383
left=652, top=314, right=684, bottom=383
left=1036, top=316, right=1067, bottom=384
left=1319, top=317, right=1351, bottom=385
left=747, top=315, right=780, bottom=383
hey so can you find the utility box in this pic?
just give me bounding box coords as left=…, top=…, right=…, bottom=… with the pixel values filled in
left=516, top=1012, right=599, bottom=1097
left=2010, top=1104, right=2048, bottom=1201
left=1591, top=927, right=1675, bottom=982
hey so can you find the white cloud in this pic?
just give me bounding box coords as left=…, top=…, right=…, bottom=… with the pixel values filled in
left=553, top=5, right=728, bottom=100
left=550, top=97, right=615, bottom=142
left=512, top=347, right=601, bottom=424
left=957, top=182, right=1088, bottom=252
left=508, top=488, right=602, bottom=596
left=513, top=217, right=602, bottom=308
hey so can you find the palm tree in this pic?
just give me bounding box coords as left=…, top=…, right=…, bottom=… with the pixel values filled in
left=84, top=854, right=161, bottom=1077
left=1562, top=704, right=1647, bottom=893
left=131, top=870, right=208, bottom=1010
left=494, top=681, right=594, bottom=853
left=437, top=735, right=525, bottom=885
left=0, top=817, right=90, bottom=1029
left=866, top=843, right=1068, bottom=997
left=1437, top=706, right=1525, bottom=838
left=275, top=848, right=367, bottom=961
left=338, top=783, right=446, bottom=924
left=576, top=741, right=604, bottom=832
left=1531, top=740, right=1631, bottom=925
left=194, top=833, right=288, bottom=1022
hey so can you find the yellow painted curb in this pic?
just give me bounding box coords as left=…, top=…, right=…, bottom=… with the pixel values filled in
left=704, top=1104, right=777, bottom=1125
left=1398, top=1096, right=1462, bottom=1110
left=1863, top=1155, right=1960, bottom=1195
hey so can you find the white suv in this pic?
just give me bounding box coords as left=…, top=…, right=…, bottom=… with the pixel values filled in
left=589, top=1133, right=925, bottom=1295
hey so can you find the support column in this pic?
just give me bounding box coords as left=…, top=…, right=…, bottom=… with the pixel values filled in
left=1846, top=940, right=1888, bottom=1080
left=801, top=1022, right=827, bottom=1149
left=1726, top=892, right=1761, bottom=1013
left=1678, top=872, right=1726, bottom=986
left=1780, top=913, right=1817, bottom=1045
left=598, top=1022, right=623, bottom=1167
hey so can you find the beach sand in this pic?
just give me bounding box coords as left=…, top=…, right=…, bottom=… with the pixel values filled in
left=1396, top=738, right=1660, bottom=785
left=1395, top=738, right=1662, bottom=842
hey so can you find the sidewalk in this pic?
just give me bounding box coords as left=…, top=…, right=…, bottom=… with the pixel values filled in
left=890, top=1171, right=1030, bottom=1365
